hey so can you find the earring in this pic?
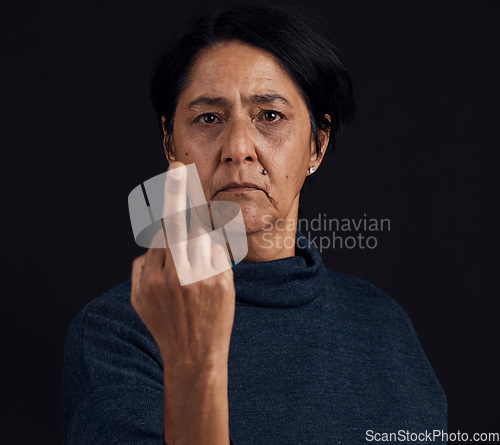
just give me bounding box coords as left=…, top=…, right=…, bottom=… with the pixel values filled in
left=262, top=168, right=268, bottom=175
left=308, top=166, right=315, bottom=175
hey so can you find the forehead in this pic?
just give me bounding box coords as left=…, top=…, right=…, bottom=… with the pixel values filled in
left=178, top=40, right=304, bottom=105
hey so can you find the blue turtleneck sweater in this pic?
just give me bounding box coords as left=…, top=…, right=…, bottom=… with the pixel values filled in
left=62, top=232, right=447, bottom=444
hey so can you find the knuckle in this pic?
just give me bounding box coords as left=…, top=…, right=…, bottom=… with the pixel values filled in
left=202, top=275, right=232, bottom=293
left=132, top=255, right=145, bottom=269
left=145, top=271, right=164, bottom=291
left=216, top=279, right=231, bottom=293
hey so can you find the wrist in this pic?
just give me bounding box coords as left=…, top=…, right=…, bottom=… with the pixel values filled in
left=160, top=349, right=229, bottom=375
left=163, top=359, right=229, bottom=445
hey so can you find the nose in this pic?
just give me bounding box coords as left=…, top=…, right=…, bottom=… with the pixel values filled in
left=220, top=117, right=257, bottom=166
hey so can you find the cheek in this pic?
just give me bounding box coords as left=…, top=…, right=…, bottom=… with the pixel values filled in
left=177, top=125, right=214, bottom=146
left=266, top=130, right=310, bottom=173
left=267, top=150, right=309, bottom=203
left=179, top=122, right=224, bottom=147
left=174, top=127, right=215, bottom=163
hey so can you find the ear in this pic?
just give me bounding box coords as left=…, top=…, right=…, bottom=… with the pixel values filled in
left=308, top=114, right=331, bottom=171
left=161, top=115, right=176, bottom=162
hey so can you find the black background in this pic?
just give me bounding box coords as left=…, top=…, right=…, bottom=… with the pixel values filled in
left=3, top=0, right=499, bottom=443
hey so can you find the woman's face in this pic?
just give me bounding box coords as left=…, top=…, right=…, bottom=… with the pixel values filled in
left=163, top=40, right=327, bottom=234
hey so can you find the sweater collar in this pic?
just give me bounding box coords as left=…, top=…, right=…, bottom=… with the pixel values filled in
left=232, top=231, right=327, bottom=308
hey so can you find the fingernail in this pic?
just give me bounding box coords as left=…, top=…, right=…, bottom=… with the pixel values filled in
left=170, top=166, right=186, bottom=181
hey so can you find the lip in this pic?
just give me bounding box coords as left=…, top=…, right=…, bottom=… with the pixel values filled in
left=219, top=187, right=260, bottom=194
left=217, top=182, right=263, bottom=194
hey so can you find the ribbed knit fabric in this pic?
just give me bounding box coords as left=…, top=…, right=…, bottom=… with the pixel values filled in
left=62, top=231, right=447, bottom=444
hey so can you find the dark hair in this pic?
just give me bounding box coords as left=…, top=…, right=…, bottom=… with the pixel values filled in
left=150, top=3, right=355, bottom=158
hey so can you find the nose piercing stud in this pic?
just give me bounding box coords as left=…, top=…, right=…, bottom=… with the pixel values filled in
left=262, top=169, right=268, bottom=175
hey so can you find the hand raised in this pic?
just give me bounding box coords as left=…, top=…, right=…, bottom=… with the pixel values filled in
left=130, top=161, right=236, bottom=369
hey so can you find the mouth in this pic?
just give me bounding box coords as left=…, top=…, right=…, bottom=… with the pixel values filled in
left=215, top=181, right=277, bottom=206
left=217, top=182, right=263, bottom=195
left=219, top=187, right=261, bottom=194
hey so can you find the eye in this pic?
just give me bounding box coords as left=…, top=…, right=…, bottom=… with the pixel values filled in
left=197, top=113, right=221, bottom=124
left=261, top=110, right=283, bottom=122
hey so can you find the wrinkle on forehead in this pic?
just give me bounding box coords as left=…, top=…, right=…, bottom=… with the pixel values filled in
left=180, top=41, right=304, bottom=112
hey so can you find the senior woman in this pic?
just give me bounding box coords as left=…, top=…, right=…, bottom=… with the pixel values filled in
left=62, top=5, right=447, bottom=444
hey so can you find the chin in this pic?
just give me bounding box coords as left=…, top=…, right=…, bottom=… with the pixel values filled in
left=211, top=195, right=274, bottom=234
left=239, top=207, right=276, bottom=235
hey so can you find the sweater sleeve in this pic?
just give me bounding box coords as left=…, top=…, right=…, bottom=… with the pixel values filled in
left=61, top=284, right=236, bottom=444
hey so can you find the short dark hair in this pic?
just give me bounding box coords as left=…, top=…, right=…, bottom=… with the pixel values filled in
left=151, top=4, right=355, bottom=158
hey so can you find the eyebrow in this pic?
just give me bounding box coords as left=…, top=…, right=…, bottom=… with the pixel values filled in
left=248, top=94, right=290, bottom=106
left=186, top=93, right=291, bottom=110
